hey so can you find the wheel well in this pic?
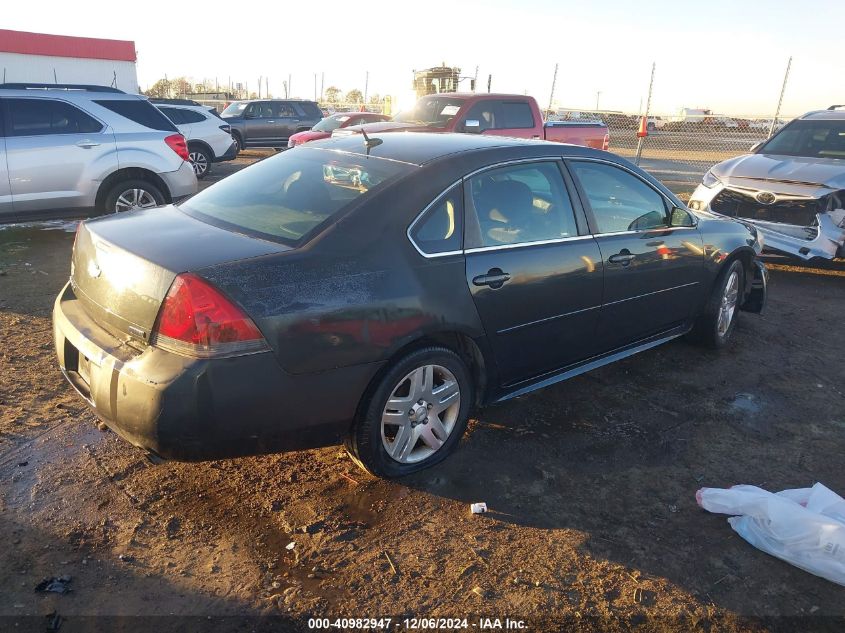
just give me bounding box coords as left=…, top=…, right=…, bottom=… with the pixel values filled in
left=353, top=332, right=490, bottom=428
left=187, top=139, right=213, bottom=158
left=722, top=249, right=755, bottom=298
left=96, top=168, right=172, bottom=210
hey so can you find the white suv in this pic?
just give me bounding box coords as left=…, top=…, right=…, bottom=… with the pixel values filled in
left=0, top=83, right=197, bottom=221
left=153, top=100, right=237, bottom=179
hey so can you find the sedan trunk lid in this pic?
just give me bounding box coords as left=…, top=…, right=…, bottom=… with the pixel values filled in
left=71, top=205, right=289, bottom=344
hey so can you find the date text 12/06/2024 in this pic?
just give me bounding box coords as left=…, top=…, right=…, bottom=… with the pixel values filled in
left=307, top=618, right=528, bottom=630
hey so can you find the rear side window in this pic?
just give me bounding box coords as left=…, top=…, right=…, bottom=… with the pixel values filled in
left=94, top=99, right=177, bottom=132
left=179, top=109, right=206, bottom=123
left=570, top=161, right=669, bottom=233
left=297, top=102, right=323, bottom=119
left=500, top=101, right=535, bottom=128
left=159, top=107, right=184, bottom=124
left=409, top=183, right=463, bottom=255
left=6, top=98, right=103, bottom=136
left=466, top=162, right=577, bottom=248
left=180, top=148, right=413, bottom=245
left=276, top=103, right=297, bottom=117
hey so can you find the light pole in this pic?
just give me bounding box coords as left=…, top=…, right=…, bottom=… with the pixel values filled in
left=595, top=90, right=602, bottom=111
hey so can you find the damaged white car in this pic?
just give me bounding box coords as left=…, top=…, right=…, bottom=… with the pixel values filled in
left=689, top=106, right=845, bottom=260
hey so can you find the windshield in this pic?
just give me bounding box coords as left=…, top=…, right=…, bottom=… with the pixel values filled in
left=220, top=102, right=248, bottom=118
left=393, top=97, right=465, bottom=127
left=760, top=119, right=845, bottom=159
left=313, top=115, right=351, bottom=132
left=179, top=148, right=413, bottom=245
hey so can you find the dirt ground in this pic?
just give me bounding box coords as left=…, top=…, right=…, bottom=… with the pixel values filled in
left=1, top=154, right=844, bottom=633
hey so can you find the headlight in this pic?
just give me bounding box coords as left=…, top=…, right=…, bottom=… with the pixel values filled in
left=702, top=170, right=721, bottom=188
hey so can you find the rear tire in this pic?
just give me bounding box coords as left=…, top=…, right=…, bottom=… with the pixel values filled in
left=345, top=347, right=472, bottom=478
left=232, top=132, right=244, bottom=154
left=690, top=259, right=745, bottom=349
left=188, top=145, right=212, bottom=180
left=102, top=179, right=165, bottom=214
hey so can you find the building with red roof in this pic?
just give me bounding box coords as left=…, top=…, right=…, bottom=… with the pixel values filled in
left=0, top=29, right=138, bottom=92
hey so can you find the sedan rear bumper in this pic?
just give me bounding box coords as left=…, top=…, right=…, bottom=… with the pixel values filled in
left=52, top=282, right=379, bottom=461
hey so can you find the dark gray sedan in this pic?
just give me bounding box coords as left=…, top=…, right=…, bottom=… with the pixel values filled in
left=53, top=133, right=767, bottom=477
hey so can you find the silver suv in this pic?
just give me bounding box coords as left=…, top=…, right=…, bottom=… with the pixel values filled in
left=0, top=83, right=197, bottom=221
left=689, top=105, right=845, bottom=260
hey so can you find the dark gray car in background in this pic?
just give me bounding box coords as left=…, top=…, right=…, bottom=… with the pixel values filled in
left=220, top=99, right=322, bottom=151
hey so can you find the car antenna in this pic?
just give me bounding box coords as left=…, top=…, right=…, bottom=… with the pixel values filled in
left=360, top=127, right=383, bottom=155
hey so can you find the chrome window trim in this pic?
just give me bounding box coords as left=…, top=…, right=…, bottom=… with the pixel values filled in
left=406, top=179, right=464, bottom=259
left=567, top=156, right=700, bottom=229
left=465, top=234, right=593, bottom=254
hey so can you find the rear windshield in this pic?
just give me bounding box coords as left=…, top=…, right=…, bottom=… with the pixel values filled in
left=94, top=99, right=177, bottom=132
left=394, top=96, right=465, bottom=127
left=760, top=119, right=845, bottom=159
left=179, top=148, right=413, bottom=244
left=313, top=115, right=350, bottom=132
left=220, top=102, right=248, bottom=117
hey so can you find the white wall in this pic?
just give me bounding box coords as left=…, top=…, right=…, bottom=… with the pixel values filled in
left=0, top=53, right=138, bottom=93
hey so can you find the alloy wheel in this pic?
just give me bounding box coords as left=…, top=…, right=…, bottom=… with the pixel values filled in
left=717, top=270, right=740, bottom=336
left=114, top=188, right=158, bottom=213
left=188, top=151, right=209, bottom=177
left=381, top=364, right=461, bottom=464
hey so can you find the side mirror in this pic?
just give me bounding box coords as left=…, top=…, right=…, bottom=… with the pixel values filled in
left=750, top=141, right=762, bottom=152
left=464, top=119, right=481, bottom=134
left=670, top=206, right=695, bottom=227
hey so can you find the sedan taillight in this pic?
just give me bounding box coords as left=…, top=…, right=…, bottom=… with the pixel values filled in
left=602, top=133, right=610, bottom=151
left=151, top=273, right=268, bottom=358
left=165, top=134, right=190, bottom=161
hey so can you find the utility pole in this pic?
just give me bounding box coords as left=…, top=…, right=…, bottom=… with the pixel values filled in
left=595, top=90, right=602, bottom=111
left=473, top=65, right=479, bottom=92
left=634, top=62, right=656, bottom=166
left=769, top=56, right=792, bottom=138
left=320, top=72, right=324, bottom=102
left=546, top=63, right=559, bottom=122
left=487, top=74, right=491, bottom=93
left=364, top=71, right=369, bottom=103
left=314, top=73, right=317, bottom=101
left=283, top=80, right=288, bottom=99
left=288, top=74, right=292, bottom=98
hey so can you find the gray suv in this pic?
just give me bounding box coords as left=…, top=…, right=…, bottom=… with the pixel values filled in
left=0, top=84, right=197, bottom=221
left=220, top=99, right=322, bottom=151
left=689, top=105, right=845, bottom=260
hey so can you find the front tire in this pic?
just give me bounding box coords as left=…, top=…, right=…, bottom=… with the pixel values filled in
left=232, top=132, right=244, bottom=154
left=188, top=145, right=211, bottom=179
left=691, top=259, right=745, bottom=349
left=102, top=179, right=165, bottom=214
left=345, top=347, right=472, bottom=478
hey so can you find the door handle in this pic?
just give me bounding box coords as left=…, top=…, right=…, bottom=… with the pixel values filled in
left=76, top=140, right=100, bottom=148
left=472, top=268, right=511, bottom=289
left=267, top=120, right=276, bottom=123
left=608, top=252, right=635, bottom=266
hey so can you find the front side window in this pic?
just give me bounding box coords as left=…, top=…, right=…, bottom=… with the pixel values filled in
left=409, top=183, right=463, bottom=255
left=220, top=101, right=248, bottom=117
left=7, top=99, right=103, bottom=136
left=179, top=147, right=413, bottom=245
left=466, top=162, right=578, bottom=248
left=570, top=161, right=669, bottom=234
left=463, top=100, right=498, bottom=132
left=760, top=119, right=845, bottom=159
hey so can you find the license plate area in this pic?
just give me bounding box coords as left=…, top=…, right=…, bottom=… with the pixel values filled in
left=63, top=339, right=93, bottom=401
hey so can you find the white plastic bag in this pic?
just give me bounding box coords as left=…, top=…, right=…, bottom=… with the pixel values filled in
left=696, top=482, right=845, bottom=586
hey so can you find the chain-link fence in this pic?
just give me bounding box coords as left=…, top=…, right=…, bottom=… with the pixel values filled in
left=551, top=110, right=796, bottom=193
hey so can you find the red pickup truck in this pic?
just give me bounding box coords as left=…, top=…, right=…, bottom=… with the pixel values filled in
left=336, top=93, right=609, bottom=150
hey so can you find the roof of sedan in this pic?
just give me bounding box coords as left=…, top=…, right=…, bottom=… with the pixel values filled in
left=303, top=132, right=588, bottom=166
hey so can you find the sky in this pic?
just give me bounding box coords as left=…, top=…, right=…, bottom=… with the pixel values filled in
left=3, top=0, right=843, bottom=115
